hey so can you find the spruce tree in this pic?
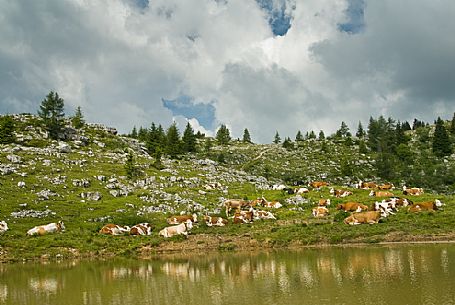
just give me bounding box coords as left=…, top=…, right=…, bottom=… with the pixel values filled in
left=71, top=106, right=85, bottom=129
left=138, top=126, right=148, bottom=142
left=182, top=122, right=196, bottom=153
left=0, top=115, right=15, bottom=144
left=308, top=130, right=316, bottom=139
left=38, top=91, right=65, bottom=140
left=432, top=117, right=452, bottom=157
left=282, top=137, right=294, bottom=150
left=273, top=131, right=281, bottom=144
left=336, top=121, right=350, bottom=138
left=242, top=128, right=252, bottom=143
left=356, top=121, right=366, bottom=138
left=125, top=151, right=139, bottom=180
left=165, top=122, right=182, bottom=158
left=318, top=130, right=325, bottom=140
left=216, top=124, right=231, bottom=145
left=295, top=130, right=304, bottom=142
left=130, top=126, right=138, bottom=138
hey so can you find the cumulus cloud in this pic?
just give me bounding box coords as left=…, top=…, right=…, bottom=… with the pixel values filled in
left=0, top=0, right=454, bottom=143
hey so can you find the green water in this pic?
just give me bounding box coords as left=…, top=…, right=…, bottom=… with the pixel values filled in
left=1, top=244, right=454, bottom=305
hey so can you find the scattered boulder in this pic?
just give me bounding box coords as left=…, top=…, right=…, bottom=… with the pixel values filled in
left=80, top=192, right=102, bottom=201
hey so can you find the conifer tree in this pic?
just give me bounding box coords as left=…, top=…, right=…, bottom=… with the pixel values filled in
left=38, top=91, right=65, bottom=140
left=138, top=126, right=148, bottom=142
left=356, top=121, right=366, bottom=138
left=432, top=117, right=452, bottom=157
left=216, top=124, right=231, bottom=145
left=336, top=121, right=350, bottom=138
left=71, top=106, right=85, bottom=129
left=165, top=122, right=182, bottom=158
left=318, top=130, right=325, bottom=140
left=130, top=126, right=138, bottom=138
left=282, top=137, right=294, bottom=150
left=295, top=130, right=304, bottom=142
left=0, top=115, right=15, bottom=144
left=242, top=128, right=252, bottom=143
left=182, top=122, right=196, bottom=153
left=125, top=151, right=139, bottom=180
left=273, top=131, right=281, bottom=144
left=308, top=130, right=316, bottom=139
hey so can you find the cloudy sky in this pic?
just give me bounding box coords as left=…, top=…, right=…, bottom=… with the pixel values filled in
left=1, top=0, right=454, bottom=143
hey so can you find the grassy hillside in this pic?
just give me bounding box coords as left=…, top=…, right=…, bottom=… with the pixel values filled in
left=0, top=114, right=454, bottom=262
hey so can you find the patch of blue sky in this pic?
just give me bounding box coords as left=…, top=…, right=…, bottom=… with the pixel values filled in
left=162, top=96, right=216, bottom=129
left=338, top=0, right=365, bottom=34
left=256, top=0, right=294, bottom=36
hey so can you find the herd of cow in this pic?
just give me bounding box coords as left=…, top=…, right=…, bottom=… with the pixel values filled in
left=0, top=180, right=445, bottom=238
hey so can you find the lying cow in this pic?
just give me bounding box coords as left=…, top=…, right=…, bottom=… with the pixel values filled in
left=159, top=219, right=193, bottom=238
left=378, top=183, right=394, bottom=190
left=295, top=187, right=309, bottom=194
left=337, top=202, right=369, bottom=212
left=357, top=180, right=377, bottom=189
left=166, top=213, right=198, bottom=225
left=374, top=200, right=397, bottom=217
left=318, top=199, right=331, bottom=206
left=312, top=206, right=329, bottom=218
left=204, top=215, right=228, bottom=227
left=408, top=199, right=443, bottom=212
left=309, top=181, right=329, bottom=189
left=403, top=186, right=424, bottom=196
left=253, top=210, right=276, bottom=220
left=264, top=200, right=283, bottom=209
left=330, top=188, right=353, bottom=198
left=369, top=190, right=394, bottom=197
left=344, top=211, right=381, bottom=225
left=99, top=224, right=130, bottom=235
left=0, top=221, right=8, bottom=234
left=130, top=223, right=153, bottom=235
left=224, top=199, right=251, bottom=216
left=27, top=221, right=66, bottom=236
left=233, top=210, right=254, bottom=224
left=249, top=197, right=268, bottom=207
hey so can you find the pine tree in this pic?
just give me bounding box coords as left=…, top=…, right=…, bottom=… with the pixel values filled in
left=138, top=126, right=148, bottom=142
left=216, top=124, right=231, bottom=145
left=71, top=106, right=85, bottom=129
left=124, top=151, right=139, bottom=180
left=336, top=121, right=350, bottom=138
left=432, top=117, right=452, bottom=157
left=282, top=137, right=294, bottom=150
left=318, top=130, right=325, bottom=140
left=38, top=91, right=65, bottom=140
left=451, top=112, right=455, bottom=135
left=273, top=131, right=281, bottom=144
left=130, top=126, right=138, bottom=138
left=182, top=122, right=196, bottom=153
left=295, top=130, right=304, bottom=142
left=402, top=121, right=412, bottom=131
left=165, top=122, right=182, bottom=158
left=358, top=140, right=368, bottom=154
left=242, top=128, right=252, bottom=143
left=356, top=121, right=366, bottom=138
left=204, top=138, right=213, bottom=153
left=0, top=115, right=15, bottom=144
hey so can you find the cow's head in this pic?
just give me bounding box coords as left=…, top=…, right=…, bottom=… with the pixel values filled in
left=58, top=221, right=66, bottom=231
left=435, top=199, right=444, bottom=207
left=185, top=219, right=193, bottom=230
left=369, top=190, right=375, bottom=196
left=192, top=213, right=198, bottom=222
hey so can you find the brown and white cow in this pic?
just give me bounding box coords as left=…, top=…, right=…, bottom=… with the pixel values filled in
left=312, top=206, right=329, bottom=218
left=249, top=197, right=268, bottom=207
left=408, top=199, right=443, bottom=212
left=402, top=186, right=424, bottom=196
left=130, top=223, right=153, bottom=235
left=224, top=199, right=251, bottom=216
left=295, top=187, right=309, bottom=194
left=378, top=183, right=394, bottom=190
left=27, top=221, right=66, bottom=236
left=253, top=210, right=276, bottom=220
left=204, top=215, right=228, bottom=227
left=369, top=190, right=394, bottom=197
left=318, top=199, right=331, bottom=206
left=166, top=213, right=198, bottom=225
left=344, top=211, right=381, bottom=225
left=159, top=219, right=193, bottom=238
left=99, top=224, right=130, bottom=235
left=309, top=181, right=329, bottom=189
left=330, top=188, right=353, bottom=198
left=264, top=200, right=283, bottom=209
left=233, top=210, right=254, bottom=224
left=336, top=202, right=369, bottom=212
left=357, top=181, right=377, bottom=189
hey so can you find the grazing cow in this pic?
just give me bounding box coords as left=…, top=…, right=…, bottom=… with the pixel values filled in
left=0, top=221, right=8, bottom=234
left=312, top=206, right=329, bottom=218
left=130, top=223, right=153, bottom=235
left=166, top=213, right=198, bottom=225
left=378, top=183, right=394, bottom=190
left=318, top=199, right=331, bottom=206
left=233, top=210, right=254, bottom=224
left=344, top=211, right=381, bottom=225
left=357, top=181, right=377, bottom=189
left=330, top=188, right=353, bottom=198
left=204, top=215, right=228, bottom=227
left=408, top=199, right=444, bottom=212
left=309, top=181, right=329, bottom=189
left=264, top=200, right=283, bottom=209
left=337, top=202, right=369, bottom=212
left=295, top=187, right=309, bottom=194
left=99, top=224, right=130, bottom=235
left=27, top=221, right=66, bottom=236
left=224, top=199, right=250, bottom=216
left=369, top=190, right=394, bottom=197
left=403, top=186, right=424, bottom=196
left=159, top=219, right=193, bottom=238
left=253, top=210, right=276, bottom=220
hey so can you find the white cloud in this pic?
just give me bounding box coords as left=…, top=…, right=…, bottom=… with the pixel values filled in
left=1, top=0, right=454, bottom=143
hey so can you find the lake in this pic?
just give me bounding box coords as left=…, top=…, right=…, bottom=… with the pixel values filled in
left=1, top=244, right=454, bottom=305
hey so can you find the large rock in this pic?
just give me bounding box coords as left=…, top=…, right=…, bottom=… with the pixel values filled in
left=81, top=192, right=102, bottom=201
left=57, top=142, right=71, bottom=153
left=6, top=154, right=21, bottom=163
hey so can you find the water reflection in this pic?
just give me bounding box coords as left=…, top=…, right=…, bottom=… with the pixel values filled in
left=0, top=244, right=455, bottom=305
